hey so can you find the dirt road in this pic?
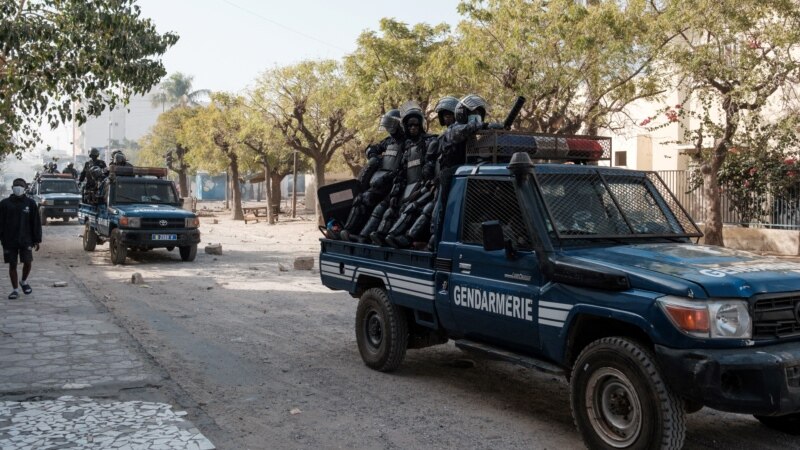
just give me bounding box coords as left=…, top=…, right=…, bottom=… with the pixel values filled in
left=41, top=216, right=798, bottom=449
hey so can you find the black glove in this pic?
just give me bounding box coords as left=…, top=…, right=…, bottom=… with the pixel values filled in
left=366, top=145, right=380, bottom=159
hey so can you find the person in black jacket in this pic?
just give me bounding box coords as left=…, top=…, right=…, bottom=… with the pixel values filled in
left=0, top=179, right=42, bottom=299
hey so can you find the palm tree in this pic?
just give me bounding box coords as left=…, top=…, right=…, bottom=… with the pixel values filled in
left=150, top=72, right=210, bottom=110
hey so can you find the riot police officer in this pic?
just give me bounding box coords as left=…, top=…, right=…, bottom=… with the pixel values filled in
left=79, top=148, right=108, bottom=203
left=337, top=110, right=405, bottom=240
left=43, top=161, right=59, bottom=174
left=62, top=163, right=79, bottom=179
left=109, top=151, right=133, bottom=168
left=367, top=100, right=440, bottom=246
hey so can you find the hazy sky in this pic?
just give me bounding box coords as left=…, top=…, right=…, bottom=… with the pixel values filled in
left=40, top=0, right=463, bottom=150
left=136, top=0, right=464, bottom=93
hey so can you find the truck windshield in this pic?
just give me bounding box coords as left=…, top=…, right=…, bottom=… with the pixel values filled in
left=40, top=180, right=79, bottom=194
left=534, top=166, right=702, bottom=240
left=113, top=181, right=178, bottom=205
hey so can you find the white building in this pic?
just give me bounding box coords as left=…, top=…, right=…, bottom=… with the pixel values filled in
left=73, top=92, right=165, bottom=160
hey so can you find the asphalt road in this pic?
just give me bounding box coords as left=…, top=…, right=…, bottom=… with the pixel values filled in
left=42, top=218, right=800, bottom=450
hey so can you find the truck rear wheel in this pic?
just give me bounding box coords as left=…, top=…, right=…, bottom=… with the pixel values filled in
left=179, top=244, right=197, bottom=262
left=109, top=229, right=127, bottom=265
left=753, top=413, right=800, bottom=435
left=570, top=337, right=685, bottom=450
left=355, top=287, right=408, bottom=372
left=82, top=224, right=97, bottom=252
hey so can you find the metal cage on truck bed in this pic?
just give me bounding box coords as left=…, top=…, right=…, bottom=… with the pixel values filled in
left=466, top=130, right=612, bottom=163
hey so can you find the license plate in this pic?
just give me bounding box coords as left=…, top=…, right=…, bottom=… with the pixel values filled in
left=152, top=234, right=177, bottom=241
left=63, top=208, right=76, bottom=213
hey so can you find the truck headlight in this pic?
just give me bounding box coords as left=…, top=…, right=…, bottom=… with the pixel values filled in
left=185, top=217, right=199, bottom=228
left=119, top=217, right=141, bottom=228
left=657, top=296, right=752, bottom=339
left=41, top=199, right=53, bottom=206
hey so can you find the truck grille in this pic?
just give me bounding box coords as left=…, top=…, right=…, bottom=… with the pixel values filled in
left=753, top=296, right=800, bottom=339
left=55, top=199, right=78, bottom=206
left=141, top=218, right=185, bottom=228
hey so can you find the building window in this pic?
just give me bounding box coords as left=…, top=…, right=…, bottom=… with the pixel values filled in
left=615, top=151, right=628, bottom=167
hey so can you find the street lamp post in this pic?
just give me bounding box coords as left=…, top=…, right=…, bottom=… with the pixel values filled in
left=292, top=150, right=298, bottom=218
left=107, top=115, right=118, bottom=165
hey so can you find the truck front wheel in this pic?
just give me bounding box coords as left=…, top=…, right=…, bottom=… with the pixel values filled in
left=570, top=337, right=685, bottom=450
left=39, top=207, right=47, bottom=226
left=355, top=288, right=408, bottom=372
left=109, top=229, right=127, bottom=265
left=753, top=413, right=800, bottom=435
left=82, top=224, right=97, bottom=252
left=179, top=244, right=197, bottom=262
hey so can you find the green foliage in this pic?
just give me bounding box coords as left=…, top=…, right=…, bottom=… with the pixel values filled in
left=0, top=0, right=178, bottom=156
left=717, top=116, right=800, bottom=223
left=344, top=18, right=453, bottom=128
left=454, top=0, right=667, bottom=133
left=150, top=72, right=211, bottom=110
left=137, top=107, right=197, bottom=167
left=644, top=0, right=800, bottom=243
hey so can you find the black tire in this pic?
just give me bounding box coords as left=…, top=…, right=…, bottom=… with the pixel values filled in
left=39, top=207, right=47, bottom=225
left=754, top=413, right=800, bottom=435
left=166, top=246, right=175, bottom=252
left=63, top=217, right=70, bottom=222
left=109, top=229, right=127, bottom=265
left=179, top=244, right=197, bottom=262
left=82, top=224, right=97, bottom=252
left=570, top=337, right=685, bottom=450
left=355, top=287, right=408, bottom=372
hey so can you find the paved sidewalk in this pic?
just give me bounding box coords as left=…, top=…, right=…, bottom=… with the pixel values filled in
left=0, top=257, right=216, bottom=449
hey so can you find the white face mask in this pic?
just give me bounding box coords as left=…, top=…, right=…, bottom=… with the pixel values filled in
left=11, top=186, right=25, bottom=196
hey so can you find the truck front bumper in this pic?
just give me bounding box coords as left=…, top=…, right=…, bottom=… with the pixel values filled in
left=118, top=228, right=201, bottom=248
left=41, top=205, right=79, bottom=218
left=656, top=342, right=800, bottom=416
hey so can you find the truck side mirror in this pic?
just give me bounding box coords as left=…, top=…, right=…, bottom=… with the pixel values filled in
left=482, top=220, right=518, bottom=259
left=482, top=220, right=505, bottom=251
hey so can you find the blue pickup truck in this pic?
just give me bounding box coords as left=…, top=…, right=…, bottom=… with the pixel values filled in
left=319, top=131, right=800, bottom=449
left=30, top=173, right=81, bottom=224
left=78, top=166, right=201, bottom=265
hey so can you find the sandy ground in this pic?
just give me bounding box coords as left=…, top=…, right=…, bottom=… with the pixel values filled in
left=38, top=208, right=800, bottom=450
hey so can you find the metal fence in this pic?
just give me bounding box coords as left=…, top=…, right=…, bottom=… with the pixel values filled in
left=657, top=170, right=800, bottom=229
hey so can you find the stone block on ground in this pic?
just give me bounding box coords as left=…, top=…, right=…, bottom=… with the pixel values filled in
left=205, top=244, right=223, bottom=255
left=293, top=256, right=314, bottom=270
left=52, top=281, right=68, bottom=287
left=130, top=273, right=145, bottom=285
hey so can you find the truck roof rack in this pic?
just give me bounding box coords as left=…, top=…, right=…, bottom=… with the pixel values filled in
left=109, top=166, right=168, bottom=179
left=466, top=130, right=611, bottom=164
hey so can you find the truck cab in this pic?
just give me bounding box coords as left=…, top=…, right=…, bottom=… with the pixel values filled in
left=79, top=166, right=201, bottom=265
left=30, top=173, right=81, bottom=224
left=319, top=131, right=800, bottom=449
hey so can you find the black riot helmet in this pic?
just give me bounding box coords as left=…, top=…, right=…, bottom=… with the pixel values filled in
left=89, top=147, right=100, bottom=159
left=434, top=96, right=459, bottom=126
left=455, top=94, right=488, bottom=124
left=113, top=152, right=127, bottom=165
left=399, top=100, right=426, bottom=134
left=67, top=162, right=74, bottom=169
left=378, top=109, right=402, bottom=137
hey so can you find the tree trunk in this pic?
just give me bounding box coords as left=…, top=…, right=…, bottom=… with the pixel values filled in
left=263, top=160, right=275, bottom=224
left=313, top=158, right=326, bottom=226
left=230, top=155, right=244, bottom=220
left=701, top=155, right=725, bottom=247
left=178, top=170, right=189, bottom=198
left=270, top=174, right=283, bottom=219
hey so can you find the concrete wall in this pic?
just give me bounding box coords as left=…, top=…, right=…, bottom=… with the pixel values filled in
left=723, top=227, right=800, bottom=255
